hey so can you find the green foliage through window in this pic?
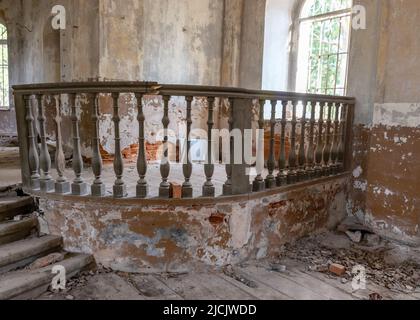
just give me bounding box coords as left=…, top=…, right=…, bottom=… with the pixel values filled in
left=298, top=0, right=352, bottom=96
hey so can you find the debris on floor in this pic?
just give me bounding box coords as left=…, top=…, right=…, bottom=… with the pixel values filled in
left=277, top=231, right=420, bottom=294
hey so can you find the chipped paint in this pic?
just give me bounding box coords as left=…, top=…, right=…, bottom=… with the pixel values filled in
left=39, top=176, right=349, bottom=272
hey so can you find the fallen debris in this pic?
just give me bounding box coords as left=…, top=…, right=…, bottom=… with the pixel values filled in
left=270, top=264, right=287, bottom=273
left=224, top=265, right=258, bottom=289
left=278, top=233, right=420, bottom=293
left=329, top=263, right=346, bottom=276
left=345, top=231, right=362, bottom=243
left=28, top=252, right=65, bottom=270
left=369, top=293, right=383, bottom=300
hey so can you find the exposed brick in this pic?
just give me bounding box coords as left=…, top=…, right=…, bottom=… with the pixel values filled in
left=169, top=182, right=182, bottom=199
left=329, top=263, right=346, bottom=276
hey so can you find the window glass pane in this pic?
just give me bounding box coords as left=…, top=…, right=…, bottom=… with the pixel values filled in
left=336, top=53, right=348, bottom=89
left=297, top=0, right=351, bottom=96
left=0, top=23, right=8, bottom=108
left=301, top=0, right=352, bottom=18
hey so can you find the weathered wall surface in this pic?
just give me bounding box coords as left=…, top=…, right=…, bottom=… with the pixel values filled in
left=0, top=0, right=100, bottom=136
left=40, top=175, right=349, bottom=272
left=347, top=0, right=420, bottom=245
left=0, top=0, right=21, bottom=136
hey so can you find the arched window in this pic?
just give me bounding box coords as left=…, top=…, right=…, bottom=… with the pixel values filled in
left=0, top=23, right=9, bottom=109
left=296, top=0, right=352, bottom=95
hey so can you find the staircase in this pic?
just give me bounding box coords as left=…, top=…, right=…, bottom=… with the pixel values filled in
left=0, top=192, right=95, bottom=300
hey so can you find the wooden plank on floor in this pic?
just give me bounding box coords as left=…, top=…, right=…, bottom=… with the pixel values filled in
left=155, top=273, right=221, bottom=300
left=185, top=273, right=256, bottom=300
left=129, top=274, right=183, bottom=300
left=241, top=266, right=327, bottom=300
left=300, top=269, right=415, bottom=300
left=217, top=273, right=291, bottom=300
left=276, top=268, right=355, bottom=300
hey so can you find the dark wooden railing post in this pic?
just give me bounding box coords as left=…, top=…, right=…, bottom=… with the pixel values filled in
left=287, top=100, right=298, bottom=184
left=54, top=95, right=70, bottom=194
left=91, top=93, right=106, bottom=197
left=136, top=93, right=148, bottom=198
left=330, top=103, right=340, bottom=174
left=277, top=101, right=287, bottom=186
left=322, top=102, right=333, bottom=175
left=297, top=101, right=307, bottom=182
left=25, top=95, right=40, bottom=190
left=337, top=103, right=347, bottom=172
left=265, top=100, right=277, bottom=188
left=182, top=96, right=194, bottom=198
left=36, top=94, right=54, bottom=192
left=159, top=95, right=171, bottom=198
left=203, top=96, right=215, bottom=197
left=306, top=101, right=316, bottom=179
left=314, top=102, right=324, bottom=177
left=70, top=93, right=88, bottom=196
left=112, top=92, right=127, bottom=198
left=253, top=99, right=266, bottom=192
left=223, top=98, right=234, bottom=195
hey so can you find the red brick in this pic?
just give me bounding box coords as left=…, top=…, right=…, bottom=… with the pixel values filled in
left=170, top=182, right=182, bottom=199
left=329, top=263, right=346, bottom=276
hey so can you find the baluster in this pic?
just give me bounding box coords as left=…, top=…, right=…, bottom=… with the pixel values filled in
left=54, top=95, right=70, bottom=194
left=330, top=103, right=340, bottom=175
left=337, top=104, right=347, bottom=172
left=314, top=102, right=324, bottom=177
left=265, top=100, right=277, bottom=188
left=36, top=94, right=54, bottom=192
left=112, top=93, right=127, bottom=198
left=253, top=99, right=266, bottom=192
left=91, top=93, right=105, bottom=197
left=25, top=95, right=40, bottom=190
left=70, top=93, right=88, bottom=195
left=297, top=101, right=307, bottom=181
left=203, top=97, right=215, bottom=197
left=135, top=93, right=148, bottom=198
left=182, top=96, right=193, bottom=198
left=223, top=98, right=234, bottom=195
left=276, top=101, right=287, bottom=186
left=159, top=95, right=171, bottom=198
left=322, top=102, right=333, bottom=175
left=287, top=100, right=298, bottom=184
left=305, top=101, right=316, bottom=179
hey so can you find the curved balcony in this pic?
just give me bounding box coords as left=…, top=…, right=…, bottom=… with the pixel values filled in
left=12, top=81, right=355, bottom=272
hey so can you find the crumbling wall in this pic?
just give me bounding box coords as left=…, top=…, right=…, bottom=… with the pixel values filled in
left=40, top=175, right=349, bottom=272
left=347, top=0, right=420, bottom=245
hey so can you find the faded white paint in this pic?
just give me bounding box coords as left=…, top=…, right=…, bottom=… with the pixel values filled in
left=373, top=103, right=420, bottom=128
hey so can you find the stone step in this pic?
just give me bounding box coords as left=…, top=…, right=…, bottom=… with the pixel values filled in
left=0, top=235, right=63, bottom=274
left=0, top=253, right=95, bottom=300
left=0, top=217, right=39, bottom=245
left=0, top=196, right=35, bottom=222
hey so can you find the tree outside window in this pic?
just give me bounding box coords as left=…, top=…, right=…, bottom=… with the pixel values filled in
left=296, top=0, right=352, bottom=96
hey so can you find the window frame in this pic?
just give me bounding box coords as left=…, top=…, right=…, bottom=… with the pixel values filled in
left=0, top=22, right=10, bottom=110
left=295, top=0, right=353, bottom=96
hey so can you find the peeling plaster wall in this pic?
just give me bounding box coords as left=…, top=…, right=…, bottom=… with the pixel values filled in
left=347, top=0, right=420, bottom=245
left=0, top=0, right=21, bottom=136
left=0, top=0, right=100, bottom=136
left=40, top=176, right=349, bottom=272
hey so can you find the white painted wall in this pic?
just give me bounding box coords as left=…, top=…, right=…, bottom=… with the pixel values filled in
left=262, top=0, right=295, bottom=91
